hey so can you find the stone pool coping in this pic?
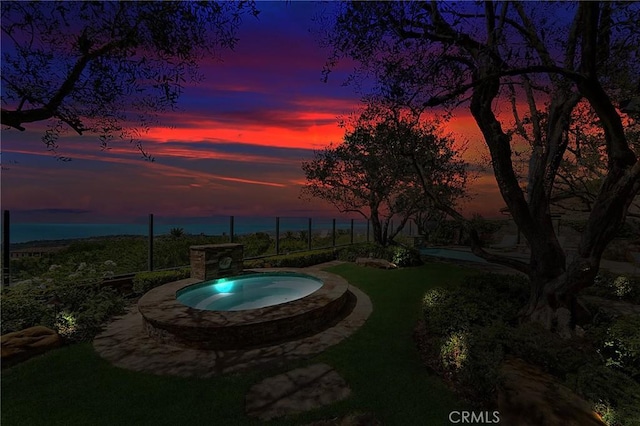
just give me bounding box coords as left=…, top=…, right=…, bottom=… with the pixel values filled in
left=138, top=269, right=349, bottom=349
left=93, top=263, right=373, bottom=377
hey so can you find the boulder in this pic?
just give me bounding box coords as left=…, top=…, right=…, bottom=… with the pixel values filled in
left=497, top=357, right=606, bottom=426
left=355, top=257, right=397, bottom=269
left=1, top=326, right=62, bottom=367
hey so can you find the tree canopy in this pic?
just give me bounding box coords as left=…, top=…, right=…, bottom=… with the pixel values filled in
left=302, top=104, right=467, bottom=246
left=322, top=1, right=640, bottom=334
left=1, top=1, right=258, bottom=160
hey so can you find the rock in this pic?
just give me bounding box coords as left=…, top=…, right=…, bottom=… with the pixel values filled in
left=497, top=357, right=606, bottom=426
left=1, top=326, right=62, bottom=367
left=355, top=257, right=397, bottom=269
left=246, top=363, right=351, bottom=421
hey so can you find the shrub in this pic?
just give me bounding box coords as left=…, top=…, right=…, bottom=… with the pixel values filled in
left=336, top=243, right=388, bottom=262
left=1, top=282, right=56, bottom=334
left=611, top=276, right=633, bottom=298
left=336, top=243, right=422, bottom=267
left=239, top=232, right=272, bottom=257
left=584, top=271, right=640, bottom=304
left=422, top=273, right=527, bottom=335
left=566, top=364, right=640, bottom=426
left=593, top=315, right=640, bottom=381
left=505, top=322, right=601, bottom=379
left=440, top=331, right=469, bottom=371
left=435, top=324, right=507, bottom=406
left=389, top=245, right=423, bottom=267
left=132, top=268, right=191, bottom=295
left=243, top=249, right=336, bottom=268
left=421, top=271, right=640, bottom=421
left=1, top=262, right=125, bottom=342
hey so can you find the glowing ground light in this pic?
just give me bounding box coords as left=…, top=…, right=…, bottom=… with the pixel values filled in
left=213, top=280, right=234, bottom=293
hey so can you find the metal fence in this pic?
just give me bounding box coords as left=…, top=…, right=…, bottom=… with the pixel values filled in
left=2, top=210, right=412, bottom=286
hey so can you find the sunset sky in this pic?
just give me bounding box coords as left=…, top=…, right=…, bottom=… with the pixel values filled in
left=1, top=2, right=505, bottom=225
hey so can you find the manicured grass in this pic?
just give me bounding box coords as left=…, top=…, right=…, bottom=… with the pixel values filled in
left=1, top=262, right=474, bottom=425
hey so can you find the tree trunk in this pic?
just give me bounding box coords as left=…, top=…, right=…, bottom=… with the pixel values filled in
left=521, top=181, right=638, bottom=335
left=370, top=208, right=385, bottom=246
left=522, top=254, right=598, bottom=337
left=468, top=67, right=640, bottom=336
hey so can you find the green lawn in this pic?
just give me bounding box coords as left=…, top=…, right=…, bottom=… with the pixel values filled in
left=1, top=262, right=474, bottom=426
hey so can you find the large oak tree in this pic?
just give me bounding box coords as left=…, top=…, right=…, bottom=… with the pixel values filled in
left=322, top=1, right=640, bottom=335
left=1, top=1, right=258, bottom=160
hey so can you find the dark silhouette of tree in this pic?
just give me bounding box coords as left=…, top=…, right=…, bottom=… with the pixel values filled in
left=1, top=1, right=259, bottom=160
left=302, top=104, right=467, bottom=246
left=322, top=2, right=640, bottom=335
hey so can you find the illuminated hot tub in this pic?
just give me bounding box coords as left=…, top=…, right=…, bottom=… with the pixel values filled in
left=138, top=269, right=349, bottom=350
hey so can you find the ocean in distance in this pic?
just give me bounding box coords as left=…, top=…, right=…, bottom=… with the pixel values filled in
left=6, top=216, right=369, bottom=245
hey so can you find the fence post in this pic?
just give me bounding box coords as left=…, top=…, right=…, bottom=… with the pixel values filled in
left=148, top=213, right=154, bottom=272
left=2, top=210, right=10, bottom=287
left=308, top=218, right=312, bottom=250
left=350, top=219, right=354, bottom=244
left=275, top=217, right=280, bottom=255
left=409, top=219, right=412, bottom=236
left=366, top=219, right=370, bottom=242
left=332, top=219, right=336, bottom=247
left=230, top=216, right=235, bottom=243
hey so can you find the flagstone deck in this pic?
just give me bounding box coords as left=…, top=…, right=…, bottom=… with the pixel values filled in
left=93, top=262, right=372, bottom=377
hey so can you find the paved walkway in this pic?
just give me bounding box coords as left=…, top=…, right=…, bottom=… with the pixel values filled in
left=93, top=262, right=372, bottom=378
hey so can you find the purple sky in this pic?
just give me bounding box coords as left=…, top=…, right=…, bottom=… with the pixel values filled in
left=1, top=2, right=505, bottom=224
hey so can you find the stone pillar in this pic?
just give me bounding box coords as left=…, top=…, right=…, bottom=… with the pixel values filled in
left=190, top=244, right=244, bottom=281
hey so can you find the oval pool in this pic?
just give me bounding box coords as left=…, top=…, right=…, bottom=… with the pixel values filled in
left=176, top=272, right=323, bottom=311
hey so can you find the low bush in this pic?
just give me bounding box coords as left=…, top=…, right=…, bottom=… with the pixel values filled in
left=389, top=245, right=423, bottom=267
left=336, top=243, right=389, bottom=262
left=1, top=261, right=125, bottom=342
left=505, top=321, right=601, bottom=379
left=420, top=271, right=639, bottom=422
left=591, top=315, right=640, bottom=381
left=421, top=273, right=529, bottom=405
left=132, top=268, right=191, bottom=295
left=243, top=249, right=336, bottom=268
left=429, top=321, right=507, bottom=406
left=336, top=243, right=423, bottom=267
left=1, top=283, right=55, bottom=335
left=422, top=273, right=528, bottom=335
left=583, top=271, right=640, bottom=304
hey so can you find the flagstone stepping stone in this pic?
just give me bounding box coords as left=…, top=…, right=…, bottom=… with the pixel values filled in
left=497, top=357, right=606, bottom=426
left=1, top=326, right=62, bottom=367
left=245, top=363, right=351, bottom=421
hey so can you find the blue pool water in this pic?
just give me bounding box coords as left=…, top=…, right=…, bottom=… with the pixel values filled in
left=420, top=248, right=488, bottom=263
left=177, top=272, right=323, bottom=311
